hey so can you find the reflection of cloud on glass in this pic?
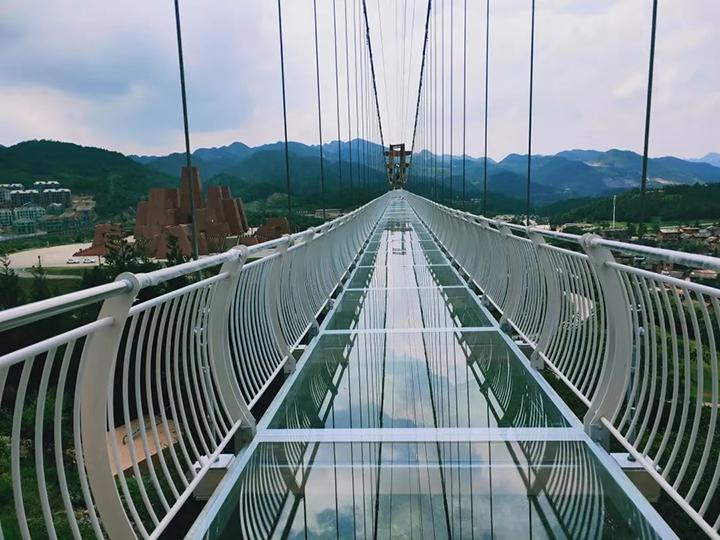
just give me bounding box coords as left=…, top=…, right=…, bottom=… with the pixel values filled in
left=219, top=441, right=661, bottom=539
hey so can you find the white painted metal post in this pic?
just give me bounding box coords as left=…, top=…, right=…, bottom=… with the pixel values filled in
left=528, top=231, right=557, bottom=370
left=208, top=246, right=256, bottom=440
left=79, top=272, right=140, bottom=539
left=268, top=237, right=295, bottom=374
left=580, top=234, right=633, bottom=448
left=498, top=224, right=521, bottom=331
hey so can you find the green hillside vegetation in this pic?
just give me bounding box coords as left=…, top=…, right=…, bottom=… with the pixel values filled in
left=542, top=184, right=720, bottom=225
left=0, top=140, right=174, bottom=219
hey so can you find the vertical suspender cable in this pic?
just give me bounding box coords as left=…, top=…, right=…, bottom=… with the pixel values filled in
left=352, top=0, right=361, bottom=191
left=461, top=0, right=467, bottom=206
left=276, top=0, right=292, bottom=229
left=525, top=0, right=536, bottom=227
left=440, top=0, right=445, bottom=201
left=483, top=0, right=490, bottom=215
left=433, top=3, right=438, bottom=201
left=449, top=0, right=453, bottom=202
left=332, top=0, right=344, bottom=199
left=173, top=0, right=199, bottom=260
left=344, top=0, right=355, bottom=198
left=312, top=0, right=326, bottom=220
left=639, top=0, right=658, bottom=238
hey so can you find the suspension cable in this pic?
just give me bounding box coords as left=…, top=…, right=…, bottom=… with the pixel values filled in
left=433, top=2, right=438, bottom=200
left=276, top=0, right=292, bottom=228
left=332, top=0, right=343, bottom=199
left=449, top=0, right=454, bottom=201
left=344, top=0, right=354, bottom=197
left=352, top=0, right=361, bottom=188
left=525, top=0, right=536, bottom=227
left=441, top=0, right=445, bottom=201
left=483, top=0, right=490, bottom=215
left=462, top=0, right=467, bottom=206
left=410, top=1, right=433, bottom=159
left=173, top=0, right=199, bottom=260
left=361, top=0, right=386, bottom=148
left=639, top=0, right=659, bottom=237
left=312, top=0, right=326, bottom=220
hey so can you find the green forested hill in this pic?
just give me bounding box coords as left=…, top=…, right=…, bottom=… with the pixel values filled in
left=0, top=140, right=174, bottom=218
left=541, top=184, right=720, bottom=224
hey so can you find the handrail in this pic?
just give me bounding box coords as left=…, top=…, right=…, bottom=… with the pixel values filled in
left=0, top=280, right=131, bottom=332
left=0, top=195, right=378, bottom=334
left=430, top=195, right=720, bottom=271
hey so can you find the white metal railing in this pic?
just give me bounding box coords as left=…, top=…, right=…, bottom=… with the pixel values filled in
left=0, top=193, right=387, bottom=539
left=404, top=190, right=720, bottom=538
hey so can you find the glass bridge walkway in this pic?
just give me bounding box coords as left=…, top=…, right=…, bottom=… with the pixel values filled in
left=188, top=197, right=676, bottom=539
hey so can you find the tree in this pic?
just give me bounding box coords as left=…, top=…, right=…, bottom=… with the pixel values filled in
left=29, top=258, right=51, bottom=302
left=0, top=252, right=22, bottom=309
left=102, top=234, right=160, bottom=280
left=164, top=234, right=191, bottom=291
left=165, top=234, right=189, bottom=268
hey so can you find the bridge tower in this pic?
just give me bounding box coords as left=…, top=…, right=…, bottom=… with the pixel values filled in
left=384, top=143, right=412, bottom=190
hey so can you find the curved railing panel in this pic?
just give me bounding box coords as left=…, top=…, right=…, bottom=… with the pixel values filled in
left=404, top=189, right=720, bottom=537
left=0, top=194, right=387, bottom=539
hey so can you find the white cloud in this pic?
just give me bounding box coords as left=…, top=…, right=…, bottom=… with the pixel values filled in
left=0, top=0, right=717, bottom=160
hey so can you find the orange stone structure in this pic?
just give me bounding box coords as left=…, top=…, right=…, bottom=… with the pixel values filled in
left=134, top=167, right=249, bottom=258
left=254, top=217, right=291, bottom=243
left=75, top=223, right=124, bottom=257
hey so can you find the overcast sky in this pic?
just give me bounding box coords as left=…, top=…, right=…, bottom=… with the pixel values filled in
left=0, top=0, right=717, bottom=160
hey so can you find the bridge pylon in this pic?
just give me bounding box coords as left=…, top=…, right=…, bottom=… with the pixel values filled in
left=384, top=143, right=411, bottom=190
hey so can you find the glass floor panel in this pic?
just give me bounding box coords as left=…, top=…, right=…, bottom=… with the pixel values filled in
left=268, top=331, right=569, bottom=429
left=413, top=249, right=448, bottom=265
left=189, top=197, right=675, bottom=540
left=326, top=288, right=492, bottom=330
left=348, top=264, right=463, bottom=289
left=208, top=440, right=664, bottom=539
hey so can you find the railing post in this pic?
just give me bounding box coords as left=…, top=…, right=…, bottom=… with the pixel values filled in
left=79, top=273, right=140, bottom=539
left=268, top=237, right=295, bottom=374
left=208, top=246, right=256, bottom=441
left=299, top=228, right=321, bottom=340
left=579, top=234, right=633, bottom=448
left=497, top=224, right=521, bottom=332
left=528, top=231, right=558, bottom=370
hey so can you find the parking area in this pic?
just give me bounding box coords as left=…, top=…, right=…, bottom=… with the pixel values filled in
left=4, top=243, right=102, bottom=269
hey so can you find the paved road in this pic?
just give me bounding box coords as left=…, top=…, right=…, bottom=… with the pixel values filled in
left=6, top=243, right=101, bottom=269
left=13, top=269, right=82, bottom=280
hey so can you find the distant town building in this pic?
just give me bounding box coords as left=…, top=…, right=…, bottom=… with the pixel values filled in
left=10, top=189, right=40, bottom=207
left=658, top=227, right=681, bottom=241
left=13, top=206, right=46, bottom=222
left=42, top=215, right=86, bottom=233
left=46, top=202, right=65, bottom=215
left=12, top=218, right=36, bottom=235
left=40, top=188, right=71, bottom=207
left=0, top=183, right=24, bottom=207
left=33, top=180, right=61, bottom=189
left=0, top=208, right=13, bottom=227
left=560, top=222, right=595, bottom=234
left=134, top=167, right=250, bottom=258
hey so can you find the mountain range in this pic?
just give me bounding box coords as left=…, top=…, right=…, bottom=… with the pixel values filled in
left=133, top=140, right=720, bottom=205
left=1, top=139, right=718, bottom=220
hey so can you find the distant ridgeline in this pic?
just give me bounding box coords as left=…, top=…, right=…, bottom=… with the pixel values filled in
left=1, top=140, right=719, bottom=221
